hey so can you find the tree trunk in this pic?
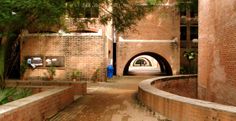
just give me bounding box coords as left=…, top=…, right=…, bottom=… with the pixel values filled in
left=1, top=36, right=7, bottom=45
left=0, top=41, right=6, bottom=89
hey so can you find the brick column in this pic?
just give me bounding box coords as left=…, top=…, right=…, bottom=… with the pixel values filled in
left=198, top=0, right=236, bottom=105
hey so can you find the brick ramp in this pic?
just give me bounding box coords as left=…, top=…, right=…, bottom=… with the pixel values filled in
left=49, top=76, right=169, bottom=121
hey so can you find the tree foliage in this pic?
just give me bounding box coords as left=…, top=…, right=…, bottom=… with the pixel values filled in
left=0, top=0, right=159, bottom=35
left=101, top=1, right=145, bottom=32
left=0, top=0, right=65, bottom=34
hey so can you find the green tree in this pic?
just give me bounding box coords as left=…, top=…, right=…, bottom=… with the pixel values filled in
left=0, top=0, right=66, bottom=88
left=0, top=0, right=159, bottom=88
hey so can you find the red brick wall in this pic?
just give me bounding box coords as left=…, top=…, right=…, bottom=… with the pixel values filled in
left=116, top=41, right=180, bottom=75
left=6, top=80, right=87, bottom=95
left=124, top=6, right=179, bottom=40
left=21, top=34, right=107, bottom=81
left=138, top=75, right=236, bottom=121
left=154, top=76, right=197, bottom=98
left=198, top=0, right=236, bottom=105
left=0, top=87, right=73, bottom=121
left=116, top=5, right=180, bottom=75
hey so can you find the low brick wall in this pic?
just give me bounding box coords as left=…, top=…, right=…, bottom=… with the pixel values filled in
left=0, top=87, right=74, bottom=121
left=152, top=75, right=197, bottom=98
left=6, top=80, right=87, bottom=95
left=138, top=75, right=236, bottom=121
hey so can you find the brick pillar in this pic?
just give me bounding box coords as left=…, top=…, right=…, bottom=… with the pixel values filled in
left=198, top=0, right=216, bottom=100
left=198, top=0, right=236, bottom=105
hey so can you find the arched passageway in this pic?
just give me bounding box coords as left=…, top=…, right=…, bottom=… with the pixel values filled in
left=123, top=52, right=172, bottom=76
left=133, top=57, right=153, bottom=67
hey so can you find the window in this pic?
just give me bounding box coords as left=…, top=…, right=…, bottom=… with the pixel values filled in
left=68, top=1, right=99, bottom=18
left=180, top=26, right=186, bottom=41
left=83, top=7, right=99, bottom=18
left=180, top=26, right=198, bottom=41
left=190, top=26, right=198, bottom=40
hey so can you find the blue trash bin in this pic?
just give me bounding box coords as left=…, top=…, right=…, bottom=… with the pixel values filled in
left=107, top=65, right=114, bottom=78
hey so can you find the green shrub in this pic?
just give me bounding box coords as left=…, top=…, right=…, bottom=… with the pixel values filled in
left=183, top=49, right=198, bottom=74
left=47, top=65, right=56, bottom=80
left=92, top=69, right=100, bottom=82
left=184, top=49, right=197, bottom=61
left=12, top=88, right=32, bottom=100
left=70, top=70, right=82, bottom=81
left=0, top=88, right=32, bottom=105
left=0, top=88, right=16, bottom=104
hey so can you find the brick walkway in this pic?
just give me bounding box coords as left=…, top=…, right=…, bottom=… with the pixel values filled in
left=49, top=76, right=168, bottom=121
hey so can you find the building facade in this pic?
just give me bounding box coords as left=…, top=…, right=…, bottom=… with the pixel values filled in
left=116, top=2, right=180, bottom=76
left=20, top=0, right=181, bottom=81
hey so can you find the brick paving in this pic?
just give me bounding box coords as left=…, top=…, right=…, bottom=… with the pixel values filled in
left=49, top=76, right=169, bottom=121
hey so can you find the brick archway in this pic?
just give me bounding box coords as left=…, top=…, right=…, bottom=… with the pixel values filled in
left=123, top=52, right=173, bottom=75
left=132, top=57, right=153, bottom=67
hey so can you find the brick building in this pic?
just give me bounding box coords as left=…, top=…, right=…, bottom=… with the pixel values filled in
left=20, top=1, right=181, bottom=81
left=20, top=14, right=112, bottom=81
left=198, top=0, right=236, bottom=105
left=21, top=33, right=108, bottom=81
left=116, top=1, right=180, bottom=76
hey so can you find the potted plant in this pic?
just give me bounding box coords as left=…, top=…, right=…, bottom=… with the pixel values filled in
left=92, top=68, right=100, bottom=82
left=47, top=65, right=56, bottom=80
left=71, top=70, right=81, bottom=82
left=20, top=60, right=28, bottom=80
left=183, top=49, right=197, bottom=74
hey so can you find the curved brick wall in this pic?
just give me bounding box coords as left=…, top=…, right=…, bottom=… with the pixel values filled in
left=138, top=75, right=236, bottom=121
left=152, top=75, right=197, bottom=98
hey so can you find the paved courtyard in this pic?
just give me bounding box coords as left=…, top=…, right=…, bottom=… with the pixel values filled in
left=49, top=76, right=168, bottom=121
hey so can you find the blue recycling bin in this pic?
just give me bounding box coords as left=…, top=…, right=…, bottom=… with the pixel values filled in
left=107, top=65, right=114, bottom=78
